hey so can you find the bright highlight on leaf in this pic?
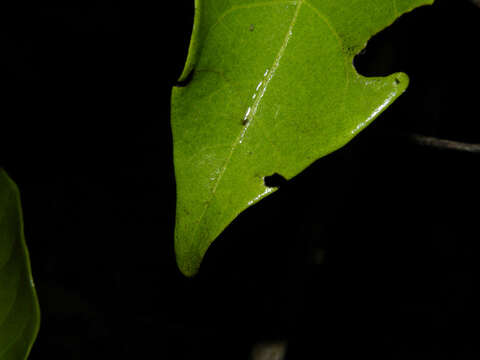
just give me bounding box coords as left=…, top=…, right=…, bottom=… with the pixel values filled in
left=0, top=169, right=40, bottom=359
left=172, top=0, right=434, bottom=276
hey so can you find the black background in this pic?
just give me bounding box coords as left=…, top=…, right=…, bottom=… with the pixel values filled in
left=1, top=0, right=480, bottom=359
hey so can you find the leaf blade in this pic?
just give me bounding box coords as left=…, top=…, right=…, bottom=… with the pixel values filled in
left=172, top=0, right=434, bottom=276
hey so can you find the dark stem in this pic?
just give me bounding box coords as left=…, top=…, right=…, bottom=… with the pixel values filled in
left=408, top=133, right=480, bottom=153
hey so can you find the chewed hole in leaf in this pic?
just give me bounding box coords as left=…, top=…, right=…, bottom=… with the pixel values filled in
left=264, top=173, right=287, bottom=188
left=353, top=4, right=430, bottom=78
left=353, top=20, right=402, bottom=77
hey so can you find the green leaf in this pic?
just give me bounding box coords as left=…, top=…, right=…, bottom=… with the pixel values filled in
left=172, top=0, right=434, bottom=276
left=0, top=169, right=40, bottom=359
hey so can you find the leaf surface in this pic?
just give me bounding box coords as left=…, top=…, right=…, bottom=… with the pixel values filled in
left=0, top=169, right=40, bottom=359
left=172, top=0, right=434, bottom=276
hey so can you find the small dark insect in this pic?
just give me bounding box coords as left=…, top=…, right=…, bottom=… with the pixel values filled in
left=394, top=78, right=400, bottom=85
left=249, top=24, right=255, bottom=32
left=242, top=118, right=249, bottom=126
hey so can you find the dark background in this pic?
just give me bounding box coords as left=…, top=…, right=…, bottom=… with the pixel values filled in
left=1, top=0, right=479, bottom=359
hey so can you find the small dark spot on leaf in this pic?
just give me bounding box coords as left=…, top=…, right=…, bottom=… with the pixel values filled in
left=174, top=68, right=195, bottom=87
left=394, top=78, right=400, bottom=85
left=264, top=173, right=287, bottom=188
left=249, top=24, right=255, bottom=31
left=242, top=118, right=249, bottom=126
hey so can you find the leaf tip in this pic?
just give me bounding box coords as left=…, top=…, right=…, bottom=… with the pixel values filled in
left=174, top=236, right=203, bottom=278
left=176, top=256, right=201, bottom=278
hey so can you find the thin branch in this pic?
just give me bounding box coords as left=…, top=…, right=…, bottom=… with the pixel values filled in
left=408, top=133, right=480, bottom=153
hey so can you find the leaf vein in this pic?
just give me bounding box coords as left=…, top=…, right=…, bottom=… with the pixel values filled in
left=190, top=0, right=305, bottom=241
left=303, top=1, right=344, bottom=50
left=393, top=0, right=399, bottom=18
left=303, top=1, right=350, bottom=127
left=208, top=0, right=298, bottom=37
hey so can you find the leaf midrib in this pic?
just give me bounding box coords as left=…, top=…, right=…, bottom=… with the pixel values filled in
left=189, top=0, right=305, bottom=249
